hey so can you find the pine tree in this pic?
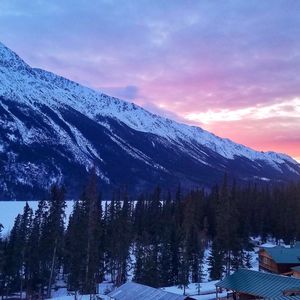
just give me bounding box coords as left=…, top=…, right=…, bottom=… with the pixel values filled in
left=105, top=192, right=118, bottom=283
left=43, top=185, right=66, bottom=298
left=3, top=214, right=22, bottom=295
left=64, top=200, right=87, bottom=292
left=158, top=232, right=173, bottom=287
left=3, top=203, right=33, bottom=298
left=208, top=239, right=224, bottom=280
left=178, top=239, right=189, bottom=295
left=170, top=226, right=180, bottom=285
left=142, top=243, right=160, bottom=288
left=18, top=202, right=33, bottom=299
left=81, top=168, right=104, bottom=294
left=133, top=240, right=145, bottom=284
left=116, top=189, right=131, bottom=286
left=27, top=199, right=49, bottom=298
left=133, top=195, right=146, bottom=238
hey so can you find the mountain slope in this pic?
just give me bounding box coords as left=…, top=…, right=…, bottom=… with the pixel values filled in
left=0, top=42, right=299, bottom=199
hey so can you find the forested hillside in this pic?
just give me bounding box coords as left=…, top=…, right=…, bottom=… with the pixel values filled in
left=0, top=171, right=300, bottom=298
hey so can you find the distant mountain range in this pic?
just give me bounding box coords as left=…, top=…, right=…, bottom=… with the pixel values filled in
left=0, top=42, right=299, bottom=200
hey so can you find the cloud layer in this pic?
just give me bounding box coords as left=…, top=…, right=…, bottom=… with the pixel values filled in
left=1, top=0, right=299, bottom=160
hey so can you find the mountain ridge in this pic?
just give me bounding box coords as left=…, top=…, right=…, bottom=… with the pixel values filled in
left=0, top=42, right=299, bottom=199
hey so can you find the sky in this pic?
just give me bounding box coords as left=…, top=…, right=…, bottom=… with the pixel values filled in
left=0, top=0, right=299, bottom=161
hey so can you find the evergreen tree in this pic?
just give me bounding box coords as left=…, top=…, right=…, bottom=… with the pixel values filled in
left=170, top=226, right=180, bottom=285
left=27, top=199, right=49, bottom=298
left=178, top=239, right=189, bottom=295
left=208, top=239, right=224, bottom=280
left=133, top=240, right=145, bottom=284
left=3, top=203, right=33, bottom=298
left=115, top=189, right=132, bottom=286
left=3, top=214, right=22, bottom=295
left=81, top=168, right=104, bottom=294
left=64, top=200, right=87, bottom=292
left=18, top=202, right=33, bottom=298
left=43, top=185, right=66, bottom=298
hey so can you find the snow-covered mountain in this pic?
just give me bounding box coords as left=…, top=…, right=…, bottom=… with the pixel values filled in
left=0, top=42, right=299, bottom=199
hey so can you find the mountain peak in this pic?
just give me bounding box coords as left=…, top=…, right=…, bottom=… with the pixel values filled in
left=0, top=42, right=30, bottom=70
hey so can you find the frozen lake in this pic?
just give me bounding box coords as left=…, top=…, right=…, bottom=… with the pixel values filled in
left=0, top=201, right=76, bottom=235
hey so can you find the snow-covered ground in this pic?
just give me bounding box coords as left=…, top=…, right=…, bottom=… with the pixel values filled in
left=162, top=281, right=223, bottom=299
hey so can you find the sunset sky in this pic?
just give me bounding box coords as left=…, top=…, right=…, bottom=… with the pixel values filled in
left=1, top=0, right=299, bottom=161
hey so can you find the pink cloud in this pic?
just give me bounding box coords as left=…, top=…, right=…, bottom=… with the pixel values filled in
left=195, top=117, right=300, bottom=162
left=1, top=0, right=300, bottom=160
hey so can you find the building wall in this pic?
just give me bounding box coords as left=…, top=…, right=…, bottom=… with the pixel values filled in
left=259, top=250, right=279, bottom=273
left=237, top=292, right=262, bottom=300
left=259, top=250, right=300, bottom=274
left=277, top=263, right=300, bottom=274
left=293, top=270, right=300, bottom=279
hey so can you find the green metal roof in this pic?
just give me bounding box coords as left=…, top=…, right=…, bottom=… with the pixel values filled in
left=216, top=269, right=300, bottom=298
left=266, top=296, right=300, bottom=300
left=263, top=246, right=300, bottom=264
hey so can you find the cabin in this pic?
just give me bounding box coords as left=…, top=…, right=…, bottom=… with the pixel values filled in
left=292, top=266, right=300, bottom=279
left=107, top=282, right=196, bottom=300
left=215, top=269, right=300, bottom=300
left=259, top=243, right=300, bottom=274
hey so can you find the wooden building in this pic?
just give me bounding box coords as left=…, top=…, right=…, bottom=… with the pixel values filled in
left=215, top=269, right=300, bottom=300
left=259, top=243, right=300, bottom=274
left=107, top=282, right=196, bottom=300
left=293, top=266, right=300, bottom=279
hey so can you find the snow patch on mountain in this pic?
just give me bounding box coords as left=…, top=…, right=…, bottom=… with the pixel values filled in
left=0, top=42, right=30, bottom=71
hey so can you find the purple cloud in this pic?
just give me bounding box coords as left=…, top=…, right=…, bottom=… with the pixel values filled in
left=0, top=0, right=300, bottom=159
left=101, top=85, right=139, bottom=100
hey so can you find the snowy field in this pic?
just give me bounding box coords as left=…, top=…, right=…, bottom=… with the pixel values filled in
left=0, top=201, right=76, bottom=234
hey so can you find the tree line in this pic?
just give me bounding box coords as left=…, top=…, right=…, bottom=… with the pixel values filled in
left=0, top=171, right=300, bottom=298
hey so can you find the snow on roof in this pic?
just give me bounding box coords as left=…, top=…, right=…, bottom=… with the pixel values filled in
left=107, top=282, right=191, bottom=300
